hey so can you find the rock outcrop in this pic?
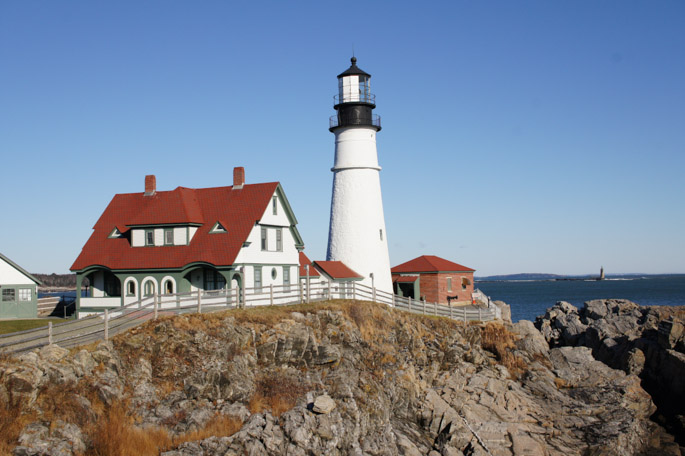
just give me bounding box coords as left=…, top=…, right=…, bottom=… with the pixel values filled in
left=536, top=299, right=685, bottom=451
left=0, top=300, right=675, bottom=455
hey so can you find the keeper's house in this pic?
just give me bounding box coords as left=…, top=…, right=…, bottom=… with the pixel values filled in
left=391, top=255, right=475, bottom=305
left=70, top=168, right=304, bottom=317
left=0, top=252, right=41, bottom=319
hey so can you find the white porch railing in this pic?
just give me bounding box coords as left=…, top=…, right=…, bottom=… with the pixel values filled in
left=0, top=282, right=496, bottom=354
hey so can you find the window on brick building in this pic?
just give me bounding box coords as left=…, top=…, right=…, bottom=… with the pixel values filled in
left=447, top=277, right=453, bottom=292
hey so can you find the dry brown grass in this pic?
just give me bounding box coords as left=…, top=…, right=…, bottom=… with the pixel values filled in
left=88, top=402, right=242, bottom=456
left=36, top=381, right=93, bottom=427
left=175, top=413, right=243, bottom=444
left=88, top=403, right=169, bottom=456
left=480, top=322, right=528, bottom=380
left=0, top=392, right=36, bottom=455
left=249, top=370, right=310, bottom=417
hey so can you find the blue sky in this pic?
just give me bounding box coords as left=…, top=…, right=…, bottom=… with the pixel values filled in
left=1, top=1, right=684, bottom=276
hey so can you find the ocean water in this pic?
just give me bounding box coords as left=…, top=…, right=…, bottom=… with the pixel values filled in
left=475, top=275, right=685, bottom=322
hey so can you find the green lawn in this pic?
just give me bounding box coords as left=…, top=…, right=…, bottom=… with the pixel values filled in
left=0, top=318, right=65, bottom=335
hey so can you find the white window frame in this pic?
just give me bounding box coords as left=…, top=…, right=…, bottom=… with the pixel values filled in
left=261, top=227, right=268, bottom=251
left=283, top=267, right=290, bottom=292
left=254, top=267, right=262, bottom=292
left=19, top=288, right=31, bottom=301
left=276, top=228, right=282, bottom=251
left=145, top=229, right=154, bottom=246
left=164, top=228, right=174, bottom=245
left=2, top=289, right=14, bottom=302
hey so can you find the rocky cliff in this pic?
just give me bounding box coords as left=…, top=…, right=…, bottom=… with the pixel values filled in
left=536, top=299, right=685, bottom=451
left=0, top=300, right=677, bottom=455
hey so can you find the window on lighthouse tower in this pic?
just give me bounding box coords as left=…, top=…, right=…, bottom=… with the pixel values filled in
left=359, top=76, right=369, bottom=101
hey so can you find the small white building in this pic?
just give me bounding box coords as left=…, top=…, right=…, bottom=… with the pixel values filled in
left=0, top=252, right=41, bottom=319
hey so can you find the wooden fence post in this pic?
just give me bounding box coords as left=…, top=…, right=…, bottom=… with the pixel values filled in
left=434, top=301, right=438, bottom=316
left=463, top=309, right=467, bottom=324
left=299, top=281, right=304, bottom=304
left=328, top=281, right=331, bottom=300
left=372, top=287, right=376, bottom=303
left=450, top=304, right=453, bottom=319
left=48, top=322, right=53, bottom=345
left=408, top=296, right=412, bottom=312
left=422, top=300, right=426, bottom=315
left=241, top=285, right=246, bottom=308
left=353, top=281, right=357, bottom=300
left=270, top=284, right=274, bottom=306
left=197, top=290, right=202, bottom=314
left=104, top=309, right=109, bottom=341
left=154, top=293, right=158, bottom=320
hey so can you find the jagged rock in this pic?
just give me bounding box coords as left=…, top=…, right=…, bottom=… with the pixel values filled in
left=512, top=320, right=549, bottom=357
left=658, top=317, right=684, bottom=351
left=15, top=420, right=85, bottom=456
left=70, top=350, right=95, bottom=377
left=312, top=394, right=336, bottom=414
left=537, top=299, right=685, bottom=450
left=38, top=345, right=69, bottom=363
left=1, top=301, right=679, bottom=455
left=622, top=347, right=646, bottom=375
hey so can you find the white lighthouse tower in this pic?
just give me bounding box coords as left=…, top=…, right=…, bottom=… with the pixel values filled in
left=327, top=57, right=392, bottom=294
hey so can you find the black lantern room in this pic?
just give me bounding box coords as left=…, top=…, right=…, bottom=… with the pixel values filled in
left=330, top=57, right=381, bottom=132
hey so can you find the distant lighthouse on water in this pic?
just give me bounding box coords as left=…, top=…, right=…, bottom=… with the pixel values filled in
left=326, top=57, right=392, bottom=294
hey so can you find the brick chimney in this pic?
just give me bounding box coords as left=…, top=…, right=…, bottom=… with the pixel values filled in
left=233, top=167, right=245, bottom=189
left=144, top=175, right=156, bottom=196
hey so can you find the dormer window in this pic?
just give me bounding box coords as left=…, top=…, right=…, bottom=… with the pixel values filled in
left=145, top=230, right=154, bottom=246
left=164, top=228, right=174, bottom=245
left=210, top=222, right=227, bottom=233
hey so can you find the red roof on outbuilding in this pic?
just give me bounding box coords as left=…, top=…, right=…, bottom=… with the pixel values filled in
left=313, top=261, right=363, bottom=280
left=391, top=255, right=475, bottom=274
left=70, top=183, right=279, bottom=271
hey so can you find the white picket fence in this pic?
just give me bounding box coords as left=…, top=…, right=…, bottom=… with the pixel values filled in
left=0, top=282, right=496, bottom=354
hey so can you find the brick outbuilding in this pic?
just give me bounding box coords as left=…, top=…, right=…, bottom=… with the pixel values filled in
left=391, top=255, right=475, bottom=306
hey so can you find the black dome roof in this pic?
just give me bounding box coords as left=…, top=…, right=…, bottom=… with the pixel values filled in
left=337, top=57, right=371, bottom=79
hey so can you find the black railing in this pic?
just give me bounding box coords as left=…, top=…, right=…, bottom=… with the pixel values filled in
left=329, top=114, right=381, bottom=130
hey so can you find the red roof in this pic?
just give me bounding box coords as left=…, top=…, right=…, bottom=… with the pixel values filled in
left=312, top=261, right=363, bottom=280
left=391, top=255, right=475, bottom=274
left=71, top=182, right=280, bottom=271
left=298, top=251, right=320, bottom=277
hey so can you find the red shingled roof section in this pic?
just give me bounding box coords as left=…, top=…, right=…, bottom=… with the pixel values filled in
left=70, top=183, right=279, bottom=271
left=391, top=255, right=475, bottom=273
left=298, top=252, right=320, bottom=277
left=127, top=187, right=204, bottom=226
left=313, top=261, right=363, bottom=280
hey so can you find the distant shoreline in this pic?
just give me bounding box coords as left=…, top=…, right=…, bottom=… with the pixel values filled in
left=475, top=273, right=684, bottom=282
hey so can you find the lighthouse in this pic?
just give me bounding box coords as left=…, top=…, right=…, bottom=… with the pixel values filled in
left=326, top=57, right=392, bottom=295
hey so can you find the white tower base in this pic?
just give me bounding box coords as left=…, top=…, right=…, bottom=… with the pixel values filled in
left=327, top=126, right=392, bottom=295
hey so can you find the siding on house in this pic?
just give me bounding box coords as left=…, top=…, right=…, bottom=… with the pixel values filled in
left=0, top=253, right=41, bottom=319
